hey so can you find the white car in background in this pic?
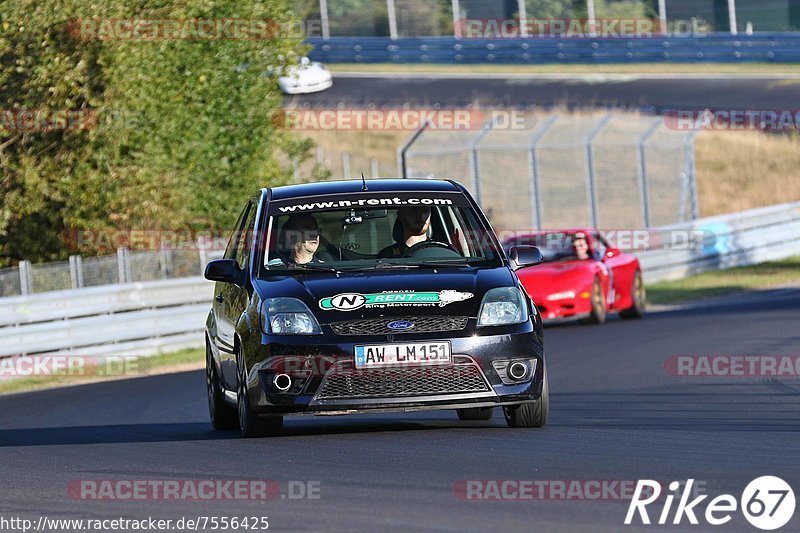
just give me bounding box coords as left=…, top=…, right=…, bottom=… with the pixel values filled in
left=278, top=57, right=333, bottom=95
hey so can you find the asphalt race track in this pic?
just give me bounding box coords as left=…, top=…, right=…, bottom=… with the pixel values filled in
left=1, top=288, right=799, bottom=532
left=293, top=74, right=800, bottom=112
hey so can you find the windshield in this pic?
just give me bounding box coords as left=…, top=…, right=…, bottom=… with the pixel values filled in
left=260, top=192, right=503, bottom=274
left=503, top=232, right=588, bottom=263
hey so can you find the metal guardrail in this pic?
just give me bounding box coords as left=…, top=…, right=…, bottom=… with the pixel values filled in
left=308, top=34, right=800, bottom=63
left=0, top=278, right=213, bottom=357
left=0, top=201, right=798, bottom=358
left=639, top=201, right=800, bottom=282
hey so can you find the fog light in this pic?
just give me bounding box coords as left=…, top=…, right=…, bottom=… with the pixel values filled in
left=508, top=361, right=529, bottom=380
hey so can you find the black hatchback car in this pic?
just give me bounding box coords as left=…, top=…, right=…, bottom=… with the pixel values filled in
left=204, top=179, right=547, bottom=437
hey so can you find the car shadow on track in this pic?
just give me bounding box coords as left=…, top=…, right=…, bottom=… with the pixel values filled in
left=550, top=388, right=800, bottom=432
left=0, top=415, right=498, bottom=447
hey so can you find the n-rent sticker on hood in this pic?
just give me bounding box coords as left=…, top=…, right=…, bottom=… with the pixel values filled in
left=319, top=290, right=473, bottom=311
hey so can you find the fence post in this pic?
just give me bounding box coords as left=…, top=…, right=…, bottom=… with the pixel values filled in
left=469, top=118, right=497, bottom=207
left=320, top=0, right=330, bottom=40
left=342, top=151, right=351, bottom=179
left=638, top=118, right=663, bottom=228
left=686, top=130, right=700, bottom=220
left=117, top=247, right=130, bottom=284
left=75, top=255, right=84, bottom=288
left=528, top=116, right=558, bottom=230
left=658, top=0, right=667, bottom=35
left=585, top=114, right=611, bottom=227
left=18, top=260, right=32, bottom=296
left=68, top=255, right=82, bottom=289
left=198, top=236, right=208, bottom=276
left=452, top=0, right=461, bottom=38
left=397, top=120, right=430, bottom=177
left=386, top=0, right=398, bottom=39
left=517, top=0, right=528, bottom=37
left=370, top=158, right=379, bottom=178
left=160, top=246, right=171, bottom=279
left=316, top=145, right=324, bottom=165
left=728, top=0, right=738, bottom=35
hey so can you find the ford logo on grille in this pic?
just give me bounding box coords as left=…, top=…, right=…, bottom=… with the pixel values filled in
left=387, top=320, right=414, bottom=331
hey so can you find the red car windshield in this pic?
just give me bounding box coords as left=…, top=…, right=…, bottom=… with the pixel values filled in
left=504, top=232, right=588, bottom=262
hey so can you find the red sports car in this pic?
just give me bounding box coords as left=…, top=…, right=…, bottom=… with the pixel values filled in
left=503, top=229, right=645, bottom=324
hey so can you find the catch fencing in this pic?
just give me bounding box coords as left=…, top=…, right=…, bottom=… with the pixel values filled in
left=399, top=112, right=698, bottom=232
left=0, top=246, right=223, bottom=298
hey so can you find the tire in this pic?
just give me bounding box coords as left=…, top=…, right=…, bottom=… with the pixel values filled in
left=620, top=270, right=646, bottom=319
left=206, top=341, right=237, bottom=430
left=504, top=368, right=549, bottom=428
left=582, top=277, right=607, bottom=325
left=236, top=348, right=283, bottom=438
left=457, top=407, right=495, bottom=421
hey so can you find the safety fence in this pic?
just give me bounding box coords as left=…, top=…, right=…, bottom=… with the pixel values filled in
left=307, top=34, right=800, bottom=63
left=300, top=0, right=800, bottom=39
left=400, top=112, right=698, bottom=232
left=0, top=246, right=223, bottom=298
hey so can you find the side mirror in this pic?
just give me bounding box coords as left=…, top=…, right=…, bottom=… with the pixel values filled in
left=509, top=246, right=543, bottom=270
left=204, top=259, right=244, bottom=285
left=604, top=247, right=621, bottom=259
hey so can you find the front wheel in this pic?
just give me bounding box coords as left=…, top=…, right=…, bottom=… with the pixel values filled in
left=582, top=277, right=607, bottom=325
left=620, top=270, right=646, bottom=319
left=237, top=349, right=283, bottom=438
left=504, top=369, right=549, bottom=428
left=457, top=407, right=495, bottom=421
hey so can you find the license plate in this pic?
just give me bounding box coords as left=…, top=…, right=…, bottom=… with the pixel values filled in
left=354, top=341, right=452, bottom=369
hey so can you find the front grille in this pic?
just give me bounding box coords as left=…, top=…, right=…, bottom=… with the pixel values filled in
left=329, top=316, right=469, bottom=336
left=315, top=363, right=490, bottom=399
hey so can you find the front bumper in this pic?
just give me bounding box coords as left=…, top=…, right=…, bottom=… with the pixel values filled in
left=241, top=320, right=545, bottom=416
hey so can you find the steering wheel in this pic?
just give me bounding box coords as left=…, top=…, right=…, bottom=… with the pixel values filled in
left=401, top=240, right=459, bottom=258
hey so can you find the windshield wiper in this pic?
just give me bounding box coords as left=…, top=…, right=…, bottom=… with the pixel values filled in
left=273, top=262, right=342, bottom=274
left=413, top=259, right=478, bottom=268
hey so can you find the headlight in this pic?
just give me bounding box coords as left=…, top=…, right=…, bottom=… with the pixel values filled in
left=261, top=298, right=322, bottom=335
left=477, top=287, right=528, bottom=327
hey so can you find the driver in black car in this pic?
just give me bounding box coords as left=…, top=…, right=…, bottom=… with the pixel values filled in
left=377, top=205, right=431, bottom=259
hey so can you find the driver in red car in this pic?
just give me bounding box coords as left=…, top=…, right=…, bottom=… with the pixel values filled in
left=378, top=205, right=431, bottom=258
left=572, top=232, right=591, bottom=260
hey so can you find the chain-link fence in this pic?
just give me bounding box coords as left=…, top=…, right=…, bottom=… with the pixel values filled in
left=0, top=247, right=224, bottom=298
left=401, top=112, right=698, bottom=232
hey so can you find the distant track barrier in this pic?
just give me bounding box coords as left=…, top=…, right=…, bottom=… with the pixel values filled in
left=307, top=34, right=800, bottom=64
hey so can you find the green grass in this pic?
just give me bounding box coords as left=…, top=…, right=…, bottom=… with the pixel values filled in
left=0, top=347, right=204, bottom=396
left=646, top=256, right=800, bottom=305
left=328, top=63, right=800, bottom=75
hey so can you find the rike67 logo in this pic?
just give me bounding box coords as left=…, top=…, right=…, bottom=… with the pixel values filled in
left=626, top=477, right=795, bottom=530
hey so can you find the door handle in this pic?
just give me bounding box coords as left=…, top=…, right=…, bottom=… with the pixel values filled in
left=215, top=295, right=224, bottom=303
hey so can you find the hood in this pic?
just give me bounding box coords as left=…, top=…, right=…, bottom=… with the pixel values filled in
left=255, top=267, right=515, bottom=323
left=517, top=260, right=588, bottom=295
